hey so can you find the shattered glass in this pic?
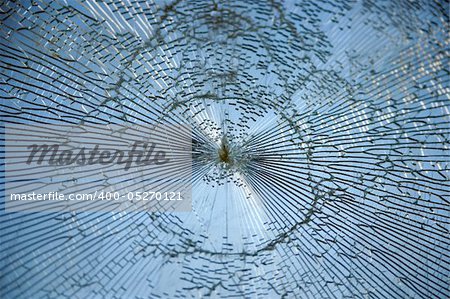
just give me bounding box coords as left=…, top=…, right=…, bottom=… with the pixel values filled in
left=0, top=0, right=449, bottom=298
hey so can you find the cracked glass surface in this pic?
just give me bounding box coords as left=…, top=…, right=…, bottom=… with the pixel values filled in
left=0, top=0, right=449, bottom=298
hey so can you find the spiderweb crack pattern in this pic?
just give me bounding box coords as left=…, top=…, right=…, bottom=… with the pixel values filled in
left=0, top=0, right=449, bottom=298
